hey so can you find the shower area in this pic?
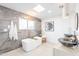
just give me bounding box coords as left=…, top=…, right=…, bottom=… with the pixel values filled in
left=0, top=18, right=20, bottom=54
left=0, top=5, right=41, bottom=54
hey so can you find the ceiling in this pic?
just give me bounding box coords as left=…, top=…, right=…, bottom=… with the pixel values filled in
left=0, top=3, right=75, bottom=19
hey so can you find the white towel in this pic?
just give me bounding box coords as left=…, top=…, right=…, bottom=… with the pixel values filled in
left=9, top=21, right=14, bottom=40
left=13, top=24, right=18, bottom=40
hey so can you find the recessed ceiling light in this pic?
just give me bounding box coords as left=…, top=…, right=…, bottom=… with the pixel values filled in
left=33, top=5, right=45, bottom=12
left=48, top=10, right=52, bottom=13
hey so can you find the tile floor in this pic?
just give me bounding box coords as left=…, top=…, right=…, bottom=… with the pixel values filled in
left=1, top=43, right=54, bottom=56
left=1, top=43, right=79, bottom=56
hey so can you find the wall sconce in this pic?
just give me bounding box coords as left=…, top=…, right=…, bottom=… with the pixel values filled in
left=3, top=29, right=8, bottom=32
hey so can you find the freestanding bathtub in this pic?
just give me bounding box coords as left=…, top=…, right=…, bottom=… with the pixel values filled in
left=22, top=37, right=42, bottom=52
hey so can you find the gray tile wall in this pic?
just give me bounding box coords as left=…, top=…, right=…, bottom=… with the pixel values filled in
left=0, top=5, right=41, bottom=54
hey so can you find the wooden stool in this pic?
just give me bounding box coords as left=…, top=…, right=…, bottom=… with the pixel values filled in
left=42, top=37, right=46, bottom=43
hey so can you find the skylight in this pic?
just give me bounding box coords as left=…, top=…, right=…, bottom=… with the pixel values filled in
left=33, top=5, right=45, bottom=12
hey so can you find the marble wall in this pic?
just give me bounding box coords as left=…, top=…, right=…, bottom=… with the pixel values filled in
left=0, top=5, right=41, bottom=54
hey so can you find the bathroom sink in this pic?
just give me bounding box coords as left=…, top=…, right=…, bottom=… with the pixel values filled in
left=58, top=38, right=78, bottom=47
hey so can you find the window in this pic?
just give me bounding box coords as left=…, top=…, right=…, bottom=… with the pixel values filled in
left=28, top=20, right=35, bottom=30
left=19, top=18, right=35, bottom=30
left=19, top=18, right=27, bottom=30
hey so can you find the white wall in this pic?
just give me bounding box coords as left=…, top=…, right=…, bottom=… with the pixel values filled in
left=42, top=16, right=76, bottom=44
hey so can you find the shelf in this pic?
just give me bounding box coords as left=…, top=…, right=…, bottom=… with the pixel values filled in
left=0, top=31, right=8, bottom=33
